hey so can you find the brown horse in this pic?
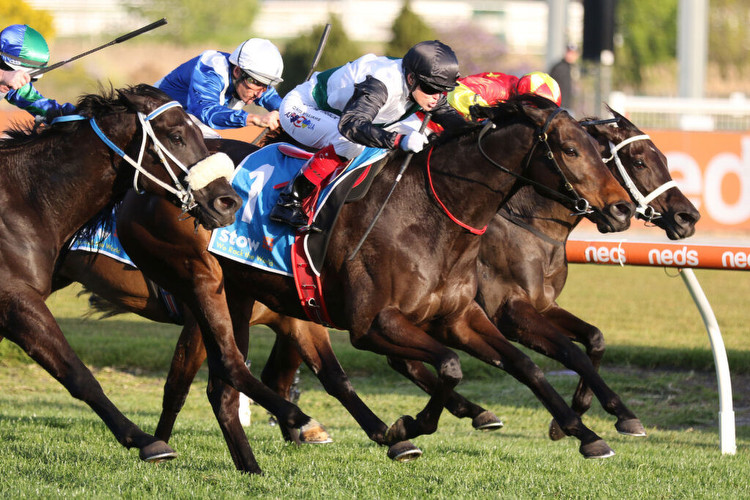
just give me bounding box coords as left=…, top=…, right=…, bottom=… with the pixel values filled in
left=58, top=108, right=697, bottom=465
left=0, top=84, right=241, bottom=464
left=383, top=109, right=700, bottom=440
left=108, top=97, right=635, bottom=473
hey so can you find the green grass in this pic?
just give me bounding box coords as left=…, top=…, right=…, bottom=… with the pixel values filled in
left=0, top=266, right=748, bottom=498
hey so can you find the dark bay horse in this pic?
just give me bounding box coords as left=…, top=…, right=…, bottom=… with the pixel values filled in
left=56, top=108, right=697, bottom=466
left=383, top=109, right=700, bottom=440
left=110, top=97, right=635, bottom=472
left=0, top=84, right=241, bottom=463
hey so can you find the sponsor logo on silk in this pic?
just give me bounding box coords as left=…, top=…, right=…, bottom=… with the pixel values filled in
left=285, top=112, right=315, bottom=130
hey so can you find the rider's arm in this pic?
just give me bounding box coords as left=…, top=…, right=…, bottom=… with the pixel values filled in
left=4, top=84, right=76, bottom=119
left=186, top=54, right=248, bottom=129
left=338, top=76, right=400, bottom=149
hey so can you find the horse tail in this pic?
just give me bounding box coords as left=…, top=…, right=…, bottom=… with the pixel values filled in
left=78, top=287, right=129, bottom=320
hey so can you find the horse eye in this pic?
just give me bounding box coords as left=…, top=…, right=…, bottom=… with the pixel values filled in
left=564, top=147, right=577, bottom=157
left=633, top=159, right=646, bottom=169
left=169, top=133, right=184, bottom=145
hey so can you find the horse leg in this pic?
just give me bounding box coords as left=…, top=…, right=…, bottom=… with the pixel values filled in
left=1, top=291, right=175, bottom=462
left=386, top=356, right=503, bottom=430
left=350, top=308, right=462, bottom=447
left=452, top=303, right=614, bottom=459
left=154, top=309, right=207, bottom=441
left=539, top=304, right=645, bottom=439
left=260, top=330, right=305, bottom=442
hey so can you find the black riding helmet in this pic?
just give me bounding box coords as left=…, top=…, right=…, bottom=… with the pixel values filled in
left=402, top=40, right=460, bottom=95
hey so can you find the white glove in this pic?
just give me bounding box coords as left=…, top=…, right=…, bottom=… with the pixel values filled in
left=400, top=131, right=428, bottom=153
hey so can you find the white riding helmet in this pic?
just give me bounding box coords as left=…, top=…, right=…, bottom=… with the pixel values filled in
left=228, top=38, right=284, bottom=86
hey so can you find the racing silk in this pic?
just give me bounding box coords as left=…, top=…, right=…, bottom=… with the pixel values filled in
left=448, top=72, right=519, bottom=119
left=155, top=50, right=281, bottom=129
left=2, top=83, right=75, bottom=118
left=311, top=54, right=464, bottom=149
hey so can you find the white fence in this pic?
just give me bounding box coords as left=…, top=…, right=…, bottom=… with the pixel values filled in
left=608, top=91, right=750, bottom=131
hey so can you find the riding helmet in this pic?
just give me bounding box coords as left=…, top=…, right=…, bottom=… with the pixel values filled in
left=517, top=71, right=562, bottom=106
left=402, top=40, right=460, bottom=94
left=0, top=24, right=49, bottom=71
left=229, top=38, right=284, bottom=86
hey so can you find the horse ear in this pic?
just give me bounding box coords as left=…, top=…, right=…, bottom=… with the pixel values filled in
left=518, top=102, right=548, bottom=129
left=606, top=104, right=638, bottom=132
left=117, top=84, right=164, bottom=114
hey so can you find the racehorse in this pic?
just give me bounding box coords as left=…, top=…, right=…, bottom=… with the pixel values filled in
left=109, top=96, right=635, bottom=473
left=56, top=106, right=697, bottom=468
left=382, top=108, right=700, bottom=440
left=0, top=84, right=242, bottom=463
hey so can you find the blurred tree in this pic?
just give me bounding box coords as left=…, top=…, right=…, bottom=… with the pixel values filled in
left=614, top=0, right=678, bottom=89
left=0, top=2, right=55, bottom=38
left=277, top=15, right=361, bottom=96
left=709, top=0, right=750, bottom=78
left=436, top=23, right=509, bottom=77
left=385, top=0, right=435, bottom=57
left=126, top=0, right=260, bottom=47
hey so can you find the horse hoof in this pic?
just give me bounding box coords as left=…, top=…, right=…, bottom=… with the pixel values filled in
left=472, top=410, right=504, bottom=431
left=139, top=440, right=177, bottom=463
left=299, top=419, right=333, bottom=444
left=548, top=418, right=566, bottom=441
left=616, top=418, right=646, bottom=437
left=387, top=441, right=422, bottom=462
left=580, top=439, right=615, bottom=459
left=385, top=415, right=413, bottom=444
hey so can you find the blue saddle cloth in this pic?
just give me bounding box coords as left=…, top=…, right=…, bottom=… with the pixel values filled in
left=208, top=143, right=387, bottom=276
left=69, top=209, right=135, bottom=267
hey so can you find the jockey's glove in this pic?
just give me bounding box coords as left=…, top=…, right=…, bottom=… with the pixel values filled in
left=400, top=130, right=429, bottom=153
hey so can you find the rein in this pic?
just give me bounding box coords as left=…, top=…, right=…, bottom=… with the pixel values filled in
left=52, top=101, right=197, bottom=212
left=602, top=134, right=677, bottom=222
left=476, top=107, right=594, bottom=217
left=426, top=147, right=487, bottom=234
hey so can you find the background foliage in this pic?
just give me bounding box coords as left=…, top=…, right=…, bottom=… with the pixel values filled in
left=276, top=16, right=362, bottom=97
left=125, top=0, right=261, bottom=47
left=0, top=2, right=55, bottom=38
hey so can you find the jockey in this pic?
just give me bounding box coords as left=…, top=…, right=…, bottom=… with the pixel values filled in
left=156, top=38, right=284, bottom=135
left=270, top=40, right=469, bottom=229
left=0, top=24, right=76, bottom=119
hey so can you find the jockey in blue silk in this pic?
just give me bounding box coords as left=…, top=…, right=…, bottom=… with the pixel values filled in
left=0, top=24, right=76, bottom=120
left=156, top=38, right=284, bottom=134
left=270, top=40, right=469, bottom=229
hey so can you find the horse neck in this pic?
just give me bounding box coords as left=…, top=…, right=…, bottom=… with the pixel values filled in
left=423, top=124, right=536, bottom=232
left=501, top=185, right=581, bottom=244
left=25, top=119, right=132, bottom=246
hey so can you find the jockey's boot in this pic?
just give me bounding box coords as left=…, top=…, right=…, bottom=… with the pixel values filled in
left=270, top=145, right=344, bottom=229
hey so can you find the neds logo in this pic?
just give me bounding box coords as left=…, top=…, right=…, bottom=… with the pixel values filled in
left=647, top=247, right=699, bottom=266
left=583, top=245, right=626, bottom=264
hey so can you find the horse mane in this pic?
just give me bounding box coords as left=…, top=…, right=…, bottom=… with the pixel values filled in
left=0, top=83, right=170, bottom=148
left=433, top=94, right=559, bottom=148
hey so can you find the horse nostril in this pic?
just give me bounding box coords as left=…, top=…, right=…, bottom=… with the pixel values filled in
left=216, top=195, right=240, bottom=213
left=675, top=210, right=699, bottom=227
left=614, top=202, right=635, bottom=220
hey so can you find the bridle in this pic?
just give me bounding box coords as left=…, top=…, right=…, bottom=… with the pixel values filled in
left=602, top=134, right=677, bottom=222
left=477, top=106, right=594, bottom=217
left=54, top=101, right=199, bottom=212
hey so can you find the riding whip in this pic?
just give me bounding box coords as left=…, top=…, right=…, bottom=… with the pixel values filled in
left=347, top=112, right=432, bottom=260
left=28, top=19, right=168, bottom=77
left=251, top=23, right=332, bottom=146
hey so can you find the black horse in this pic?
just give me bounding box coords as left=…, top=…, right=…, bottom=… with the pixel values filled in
left=0, top=84, right=241, bottom=463
left=111, top=97, right=635, bottom=473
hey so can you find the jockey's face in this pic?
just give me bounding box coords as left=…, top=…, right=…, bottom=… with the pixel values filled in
left=408, top=74, right=444, bottom=111
left=233, top=66, right=267, bottom=104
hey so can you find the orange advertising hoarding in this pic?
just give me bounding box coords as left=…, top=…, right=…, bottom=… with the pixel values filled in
left=646, top=129, right=750, bottom=233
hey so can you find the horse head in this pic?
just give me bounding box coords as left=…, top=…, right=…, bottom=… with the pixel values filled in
left=583, top=107, right=700, bottom=239
left=92, top=84, right=241, bottom=230
left=473, top=96, right=635, bottom=233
